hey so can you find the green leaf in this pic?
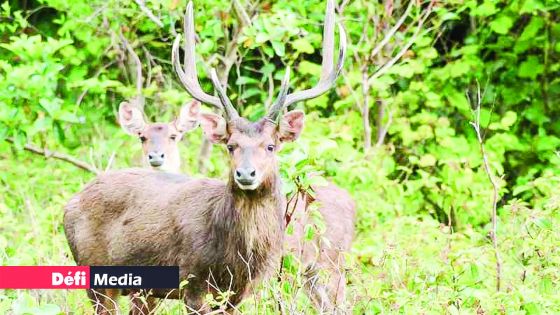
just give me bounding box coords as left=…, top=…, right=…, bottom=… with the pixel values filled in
left=1, top=2, right=10, bottom=16
left=236, top=76, right=259, bottom=85
left=473, top=1, right=497, bottom=16
left=271, top=41, right=285, bottom=56
left=255, top=33, right=268, bottom=44
left=292, top=38, right=314, bottom=54
left=534, top=135, right=560, bottom=152
left=489, top=16, right=513, bottom=34
left=306, top=94, right=328, bottom=108
left=522, top=302, right=541, bottom=315
left=518, top=17, right=545, bottom=42
left=179, top=279, right=189, bottom=289
left=304, top=224, right=315, bottom=241
left=282, top=254, right=297, bottom=274
left=298, top=61, right=321, bottom=76
left=518, top=56, right=544, bottom=79
left=55, top=111, right=81, bottom=123
left=419, top=154, right=437, bottom=167
left=240, top=88, right=261, bottom=99
left=520, top=0, right=546, bottom=13
left=500, top=111, right=517, bottom=128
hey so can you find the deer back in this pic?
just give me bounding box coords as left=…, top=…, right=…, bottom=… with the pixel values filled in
left=285, top=181, right=356, bottom=269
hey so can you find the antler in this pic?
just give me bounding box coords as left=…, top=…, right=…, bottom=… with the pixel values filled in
left=173, top=0, right=345, bottom=123
left=172, top=2, right=240, bottom=121
left=266, top=0, right=347, bottom=122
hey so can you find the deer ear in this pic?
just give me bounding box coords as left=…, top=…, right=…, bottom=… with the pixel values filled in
left=174, top=100, right=200, bottom=133
left=199, top=112, right=228, bottom=143
left=118, top=102, right=146, bottom=135
left=278, top=110, right=304, bottom=142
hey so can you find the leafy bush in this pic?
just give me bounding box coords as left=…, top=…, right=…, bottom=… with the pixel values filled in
left=1, top=0, right=559, bottom=313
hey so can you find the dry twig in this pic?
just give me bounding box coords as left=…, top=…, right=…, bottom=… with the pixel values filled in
left=134, top=0, right=164, bottom=28
left=468, top=81, right=502, bottom=292
left=119, top=32, right=145, bottom=108
left=5, top=138, right=98, bottom=174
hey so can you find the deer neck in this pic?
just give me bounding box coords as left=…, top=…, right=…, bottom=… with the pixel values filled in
left=214, top=171, right=285, bottom=256
left=230, top=171, right=284, bottom=222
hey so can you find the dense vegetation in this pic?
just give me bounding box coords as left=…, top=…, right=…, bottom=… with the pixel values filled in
left=1, top=0, right=559, bottom=313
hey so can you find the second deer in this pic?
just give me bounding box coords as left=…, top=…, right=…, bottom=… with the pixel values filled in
left=118, top=100, right=200, bottom=173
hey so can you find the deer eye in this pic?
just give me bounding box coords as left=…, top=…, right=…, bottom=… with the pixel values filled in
left=170, top=135, right=177, bottom=141
left=266, top=144, right=275, bottom=152
left=227, top=145, right=235, bottom=153
left=139, top=136, right=147, bottom=143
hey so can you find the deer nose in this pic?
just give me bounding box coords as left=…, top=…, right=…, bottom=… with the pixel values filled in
left=148, top=152, right=165, bottom=167
left=235, top=167, right=256, bottom=185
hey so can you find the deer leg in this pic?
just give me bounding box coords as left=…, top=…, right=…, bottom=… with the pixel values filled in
left=302, top=270, right=331, bottom=313
left=183, top=293, right=212, bottom=314
left=129, top=290, right=157, bottom=315
left=87, top=288, right=121, bottom=315
left=307, top=282, right=334, bottom=314
left=327, top=271, right=347, bottom=314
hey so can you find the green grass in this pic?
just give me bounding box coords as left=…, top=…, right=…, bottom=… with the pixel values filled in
left=1, top=133, right=559, bottom=314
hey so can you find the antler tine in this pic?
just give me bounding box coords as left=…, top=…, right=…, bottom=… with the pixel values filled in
left=266, top=68, right=291, bottom=123
left=172, top=2, right=229, bottom=115
left=267, top=0, right=347, bottom=120
left=210, top=68, right=239, bottom=119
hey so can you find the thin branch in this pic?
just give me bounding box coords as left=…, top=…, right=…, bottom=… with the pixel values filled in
left=468, top=81, right=502, bottom=292
left=5, top=138, right=98, bottom=174
left=233, top=0, right=251, bottom=27
left=105, top=151, right=116, bottom=172
left=369, top=0, right=415, bottom=61
left=361, top=71, right=372, bottom=150
left=375, top=105, right=393, bottom=148
left=143, top=47, right=153, bottom=87
left=119, top=31, right=145, bottom=108
left=341, top=69, right=363, bottom=113
left=76, top=59, right=117, bottom=107
left=143, top=46, right=166, bottom=88
left=368, top=2, right=434, bottom=84
left=134, top=0, right=164, bottom=28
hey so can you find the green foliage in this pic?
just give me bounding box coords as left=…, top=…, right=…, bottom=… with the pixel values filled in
left=1, top=0, right=559, bottom=313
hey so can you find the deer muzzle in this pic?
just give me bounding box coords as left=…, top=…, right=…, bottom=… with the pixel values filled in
left=148, top=151, right=165, bottom=167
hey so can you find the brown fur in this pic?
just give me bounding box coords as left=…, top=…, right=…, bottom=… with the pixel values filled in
left=65, top=168, right=285, bottom=312
left=119, top=109, right=357, bottom=313
left=64, top=117, right=292, bottom=314
left=285, top=182, right=356, bottom=313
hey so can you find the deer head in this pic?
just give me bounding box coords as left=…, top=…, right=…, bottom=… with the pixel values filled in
left=118, top=100, right=200, bottom=172
left=172, top=0, right=346, bottom=190
left=117, top=31, right=202, bottom=173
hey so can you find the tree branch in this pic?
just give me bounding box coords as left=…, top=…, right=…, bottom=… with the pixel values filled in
left=368, top=1, right=434, bottom=84
left=375, top=101, right=393, bottom=147
left=134, top=0, right=164, bottom=28
left=468, top=81, right=502, bottom=292
left=369, top=0, right=415, bottom=62
left=5, top=138, right=98, bottom=174
left=119, top=32, right=145, bottom=109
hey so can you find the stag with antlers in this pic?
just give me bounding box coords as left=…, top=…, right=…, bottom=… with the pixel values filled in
left=64, top=0, right=345, bottom=313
